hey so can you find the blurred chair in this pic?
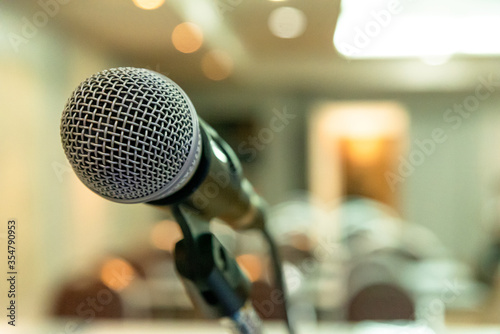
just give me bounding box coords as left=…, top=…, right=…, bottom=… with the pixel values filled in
left=53, top=279, right=124, bottom=319
left=347, top=283, right=414, bottom=321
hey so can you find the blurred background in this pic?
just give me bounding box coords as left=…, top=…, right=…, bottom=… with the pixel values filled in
left=2, top=0, right=500, bottom=332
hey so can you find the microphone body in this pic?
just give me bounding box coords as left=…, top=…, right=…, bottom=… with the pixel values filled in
left=60, top=67, right=264, bottom=230
left=149, top=120, right=265, bottom=230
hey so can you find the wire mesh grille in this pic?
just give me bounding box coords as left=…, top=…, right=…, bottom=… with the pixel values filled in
left=60, top=67, right=200, bottom=202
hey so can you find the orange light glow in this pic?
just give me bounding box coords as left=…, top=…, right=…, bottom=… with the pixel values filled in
left=132, top=0, right=165, bottom=10
left=172, top=22, right=203, bottom=54
left=100, top=258, right=135, bottom=291
left=150, top=220, right=182, bottom=252
left=344, top=138, right=385, bottom=167
left=309, top=101, right=408, bottom=206
left=236, top=254, right=263, bottom=282
left=201, top=50, right=234, bottom=81
left=322, top=103, right=408, bottom=139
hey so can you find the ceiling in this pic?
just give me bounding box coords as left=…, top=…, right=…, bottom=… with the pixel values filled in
left=7, top=0, right=500, bottom=96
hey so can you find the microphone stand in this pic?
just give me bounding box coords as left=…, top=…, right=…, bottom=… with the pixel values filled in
left=171, top=204, right=263, bottom=334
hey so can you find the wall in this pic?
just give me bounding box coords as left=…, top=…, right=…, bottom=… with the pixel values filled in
left=403, top=93, right=500, bottom=265
left=0, top=7, right=161, bottom=320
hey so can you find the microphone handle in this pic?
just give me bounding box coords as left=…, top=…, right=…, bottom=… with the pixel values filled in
left=150, top=120, right=265, bottom=230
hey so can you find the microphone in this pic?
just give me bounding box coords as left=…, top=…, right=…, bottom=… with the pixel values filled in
left=60, top=67, right=295, bottom=334
left=60, top=67, right=264, bottom=230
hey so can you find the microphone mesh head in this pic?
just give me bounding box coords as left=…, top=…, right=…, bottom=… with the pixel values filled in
left=60, top=67, right=201, bottom=203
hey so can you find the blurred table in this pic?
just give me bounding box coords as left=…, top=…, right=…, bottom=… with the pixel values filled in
left=2, top=320, right=500, bottom=333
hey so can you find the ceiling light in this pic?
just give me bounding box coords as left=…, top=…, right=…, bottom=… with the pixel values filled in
left=268, top=6, right=307, bottom=39
left=171, top=22, right=203, bottom=54
left=132, top=0, right=165, bottom=10
left=201, top=50, right=234, bottom=81
left=334, top=0, right=500, bottom=58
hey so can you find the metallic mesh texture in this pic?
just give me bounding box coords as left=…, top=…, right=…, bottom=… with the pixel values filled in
left=60, top=67, right=200, bottom=202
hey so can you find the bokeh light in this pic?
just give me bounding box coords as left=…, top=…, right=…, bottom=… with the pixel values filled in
left=201, top=50, right=234, bottom=81
left=100, top=258, right=136, bottom=291
left=132, top=0, right=165, bottom=10
left=150, top=220, right=182, bottom=252
left=268, top=6, right=307, bottom=39
left=322, top=103, right=409, bottom=139
left=236, top=254, right=263, bottom=282
left=172, top=22, right=204, bottom=54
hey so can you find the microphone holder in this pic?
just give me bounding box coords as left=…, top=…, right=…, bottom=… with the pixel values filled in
left=171, top=204, right=263, bottom=334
